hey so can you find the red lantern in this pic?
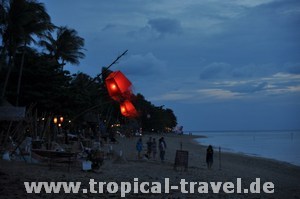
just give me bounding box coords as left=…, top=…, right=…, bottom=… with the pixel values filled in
left=105, top=71, right=132, bottom=101
left=120, top=100, right=138, bottom=118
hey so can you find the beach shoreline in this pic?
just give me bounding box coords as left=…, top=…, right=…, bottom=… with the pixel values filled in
left=1, top=133, right=300, bottom=198
left=192, top=133, right=300, bottom=168
left=192, top=130, right=300, bottom=167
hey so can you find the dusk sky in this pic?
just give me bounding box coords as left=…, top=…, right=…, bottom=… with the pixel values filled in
left=41, top=0, right=300, bottom=131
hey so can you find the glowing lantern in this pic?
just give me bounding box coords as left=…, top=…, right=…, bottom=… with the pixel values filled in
left=120, top=100, right=138, bottom=118
left=105, top=71, right=132, bottom=101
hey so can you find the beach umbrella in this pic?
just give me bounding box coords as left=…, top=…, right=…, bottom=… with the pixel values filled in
left=120, top=100, right=139, bottom=118
left=105, top=71, right=132, bottom=101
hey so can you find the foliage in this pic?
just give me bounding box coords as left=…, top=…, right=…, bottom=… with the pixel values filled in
left=39, top=26, right=85, bottom=66
left=0, top=0, right=53, bottom=101
left=135, top=93, right=177, bottom=132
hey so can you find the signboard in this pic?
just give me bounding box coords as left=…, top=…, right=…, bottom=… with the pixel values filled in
left=0, top=107, right=26, bottom=121
left=174, top=150, right=189, bottom=171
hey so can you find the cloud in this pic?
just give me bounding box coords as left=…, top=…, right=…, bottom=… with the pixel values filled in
left=221, top=72, right=300, bottom=96
left=150, top=88, right=243, bottom=103
left=198, top=62, right=270, bottom=80
left=127, top=17, right=183, bottom=40
left=147, top=18, right=183, bottom=35
left=101, top=24, right=117, bottom=31
left=199, top=62, right=232, bottom=79
left=198, top=62, right=274, bottom=80
left=232, top=0, right=278, bottom=7
left=119, top=52, right=166, bottom=77
left=228, top=82, right=269, bottom=93
left=262, top=72, right=300, bottom=83
left=199, top=61, right=300, bottom=80
left=284, top=63, right=300, bottom=74
left=151, top=72, right=300, bottom=103
left=152, top=91, right=194, bottom=101
left=196, top=88, right=242, bottom=100
left=231, top=64, right=275, bottom=78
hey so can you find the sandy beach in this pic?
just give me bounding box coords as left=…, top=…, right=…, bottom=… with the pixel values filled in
left=1, top=133, right=300, bottom=198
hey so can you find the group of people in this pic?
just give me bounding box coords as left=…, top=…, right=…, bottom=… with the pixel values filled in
left=136, top=137, right=214, bottom=169
left=136, top=136, right=167, bottom=162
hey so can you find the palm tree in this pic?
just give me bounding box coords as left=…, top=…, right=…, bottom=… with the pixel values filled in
left=39, top=26, right=85, bottom=68
left=0, top=0, right=53, bottom=104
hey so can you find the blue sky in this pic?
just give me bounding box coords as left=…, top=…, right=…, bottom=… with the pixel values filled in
left=41, top=0, right=300, bottom=131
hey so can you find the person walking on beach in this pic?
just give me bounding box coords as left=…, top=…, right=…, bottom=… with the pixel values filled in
left=159, top=137, right=167, bottom=162
left=206, top=145, right=214, bottom=169
left=152, top=138, right=157, bottom=159
left=146, top=137, right=152, bottom=158
left=136, top=138, right=143, bottom=159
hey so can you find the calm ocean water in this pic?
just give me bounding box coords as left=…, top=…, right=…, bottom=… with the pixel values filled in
left=193, top=131, right=300, bottom=166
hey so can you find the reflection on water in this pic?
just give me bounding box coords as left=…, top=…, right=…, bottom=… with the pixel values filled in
left=194, top=131, right=300, bottom=166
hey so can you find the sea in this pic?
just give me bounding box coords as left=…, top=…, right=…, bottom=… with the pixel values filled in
left=192, top=130, right=300, bottom=166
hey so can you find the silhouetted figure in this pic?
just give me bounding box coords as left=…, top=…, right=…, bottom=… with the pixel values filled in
left=136, top=138, right=143, bottom=159
left=206, top=145, right=214, bottom=169
left=152, top=138, right=157, bottom=159
left=159, top=137, right=167, bottom=162
left=146, top=137, right=152, bottom=158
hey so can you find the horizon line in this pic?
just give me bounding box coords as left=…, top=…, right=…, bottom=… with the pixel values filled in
left=183, top=129, right=300, bottom=133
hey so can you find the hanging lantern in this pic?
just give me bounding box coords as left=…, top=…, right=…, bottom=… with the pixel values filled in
left=105, top=71, right=132, bottom=101
left=120, top=100, right=138, bottom=118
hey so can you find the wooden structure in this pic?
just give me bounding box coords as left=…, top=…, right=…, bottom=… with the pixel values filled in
left=174, top=150, right=189, bottom=171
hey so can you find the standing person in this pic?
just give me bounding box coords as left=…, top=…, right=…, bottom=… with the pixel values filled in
left=146, top=137, right=152, bottom=158
left=206, top=145, right=214, bottom=169
left=136, top=138, right=143, bottom=159
left=159, top=137, right=167, bottom=162
left=152, top=138, right=157, bottom=159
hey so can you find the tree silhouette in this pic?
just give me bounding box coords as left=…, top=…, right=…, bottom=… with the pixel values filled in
left=0, top=0, right=53, bottom=103
left=39, top=26, right=85, bottom=68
